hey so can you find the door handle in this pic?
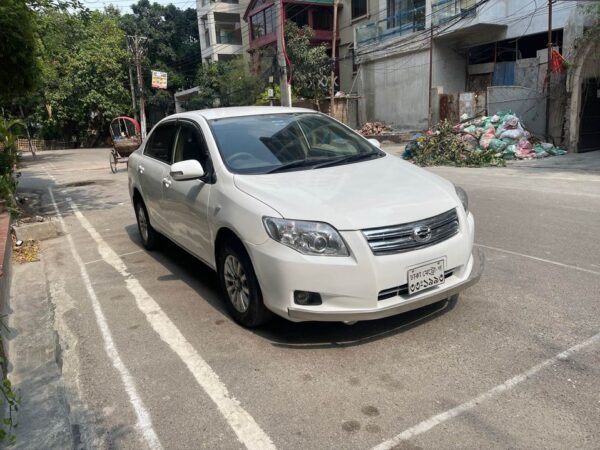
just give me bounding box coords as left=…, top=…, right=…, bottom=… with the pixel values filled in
left=138, top=165, right=145, bottom=174
left=162, top=177, right=171, bottom=188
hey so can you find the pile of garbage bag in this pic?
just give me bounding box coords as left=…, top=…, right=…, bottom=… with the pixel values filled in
left=453, top=111, right=566, bottom=160
left=403, top=111, right=567, bottom=164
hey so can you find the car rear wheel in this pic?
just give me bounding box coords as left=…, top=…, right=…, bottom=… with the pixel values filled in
left=217, top=241, right=271, bottom=327
left=135, top=200, right=158, bottom=250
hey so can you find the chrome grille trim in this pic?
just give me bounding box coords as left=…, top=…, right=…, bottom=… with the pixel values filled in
left=362, top=209, right=459, bottom=255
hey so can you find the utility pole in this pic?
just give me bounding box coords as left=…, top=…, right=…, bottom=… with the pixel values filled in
left=428, top=25, right=434, bottom=129
left=127, top=35, right=148, bottom=138
left=128, top=66, right=138, bottom=122
left=275, top=0, right=292, bottom=107
left=329, top=0, right=339, bottom=115
left=545, top=0, right=552, bottom=140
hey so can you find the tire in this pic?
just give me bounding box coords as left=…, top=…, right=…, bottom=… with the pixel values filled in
left=217, top=241, right=271, bottom=327
left=110, top=153, right=118, bottom=173
left=135, top=199, right=158, bottom=250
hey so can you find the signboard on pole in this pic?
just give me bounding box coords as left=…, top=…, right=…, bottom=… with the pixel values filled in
left=151, top=70, right=168, bottom=89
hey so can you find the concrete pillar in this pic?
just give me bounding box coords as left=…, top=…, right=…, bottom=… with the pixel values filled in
left=425, top=0, right=433, bottom=28
left=207, top=11, right=217, bottom=52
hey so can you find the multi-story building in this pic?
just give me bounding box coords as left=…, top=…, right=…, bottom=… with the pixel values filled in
left=243, top=0, right=338, bottom=79
left=197, top=0, right=251, bottom=63
left=345, top=0, right=596, bottom=150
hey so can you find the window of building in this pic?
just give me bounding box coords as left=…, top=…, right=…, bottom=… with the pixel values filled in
left=286, top=4, right=309, bottom=27
left=313, top=8, right=333, bottom=30
left=352, top=0, right=367, bottom=19
left=387, top=0, right=425, bottom=30
left=250, top=6, right=275, bottom=40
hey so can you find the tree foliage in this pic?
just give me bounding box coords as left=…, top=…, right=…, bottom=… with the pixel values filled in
left=120, top=0, right=200, bottom=118
left=284, top=21, right=330, bottom=102
left=192, top=59, right=263, bottom=109
left=35, top=9, right=130, bottom=144
left=0, top=0, right=40, bottom=101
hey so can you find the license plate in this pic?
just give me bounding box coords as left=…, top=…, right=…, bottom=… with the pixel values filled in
left=407, top=259, right=445, bottom=295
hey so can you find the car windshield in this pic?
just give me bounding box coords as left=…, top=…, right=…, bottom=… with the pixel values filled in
left=209, top=113, right=384, bottom=174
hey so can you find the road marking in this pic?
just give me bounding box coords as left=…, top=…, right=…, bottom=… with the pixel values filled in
left=84, top=249, right=143, bottom=265
left=67, top=199, right=277, bottom=450
left=372, top=330, right=600, bottom=450
left=475, top=243, right=600, bottom=276
left=48, top=189, right=163, bottom=450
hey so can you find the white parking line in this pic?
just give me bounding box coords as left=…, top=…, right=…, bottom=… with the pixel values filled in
left=371, top=330, right=600, bottom=450
left=48, top=189, right=163, bottom=450
left=66, top=199, right=276, bottom=450
left=475, top=243, right=600, bottom=276
left=84, top=250, right=143, bottom=265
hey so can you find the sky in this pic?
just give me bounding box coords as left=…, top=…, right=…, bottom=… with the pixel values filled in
left=83, top=0, right=197, bottom=12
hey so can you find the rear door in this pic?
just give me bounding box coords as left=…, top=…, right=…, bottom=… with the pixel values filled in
left=139, top=121, right=177, bottom=233
left=162, top=120, right=214, bottom=264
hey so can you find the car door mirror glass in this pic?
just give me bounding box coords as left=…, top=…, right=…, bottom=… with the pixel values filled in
left=170, top=159, right=205, bottom=181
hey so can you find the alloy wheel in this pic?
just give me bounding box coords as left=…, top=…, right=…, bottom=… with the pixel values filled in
left=224, top=254, right=250, bottom=313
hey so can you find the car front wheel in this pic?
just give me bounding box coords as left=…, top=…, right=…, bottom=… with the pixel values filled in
left=217, top=241, right=271, bottom=327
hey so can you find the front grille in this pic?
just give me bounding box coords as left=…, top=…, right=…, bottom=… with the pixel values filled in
left=378, top=270, right=454, bottom=301
left=362, top=209, right=459, bottom=256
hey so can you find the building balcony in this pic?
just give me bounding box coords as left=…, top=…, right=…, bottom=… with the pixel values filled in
left=432, top=0, right=477, bottom=26
left=355, top=5, right=425, bottom=47
left=245, top=0, right=337, bottom=51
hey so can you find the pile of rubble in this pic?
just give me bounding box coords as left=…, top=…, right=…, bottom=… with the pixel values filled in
left=358, top=121, right=390, bottom=136
left=453, top=111, right=566, bottom=160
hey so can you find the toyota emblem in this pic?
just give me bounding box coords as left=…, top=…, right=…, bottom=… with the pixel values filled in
left=412, top=225, right=432, bottom=243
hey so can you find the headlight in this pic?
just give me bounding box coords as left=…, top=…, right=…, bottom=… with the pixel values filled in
left=263, top=217, right=349, bottom=256
left=455, top=185, right=469, bottom=213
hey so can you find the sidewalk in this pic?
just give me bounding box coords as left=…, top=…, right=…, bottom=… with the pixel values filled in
left=8, top=259, right=75, bottom=449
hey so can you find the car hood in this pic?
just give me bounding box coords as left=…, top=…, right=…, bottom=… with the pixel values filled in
left=233, top=155, right=459, bottom=230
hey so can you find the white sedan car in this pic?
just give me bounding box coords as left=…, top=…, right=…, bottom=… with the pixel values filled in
left=128, top=107, right=483, bottom=327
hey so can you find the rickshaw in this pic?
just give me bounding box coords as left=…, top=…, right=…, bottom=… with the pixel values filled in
left=109, top=116, right=141, bottom=173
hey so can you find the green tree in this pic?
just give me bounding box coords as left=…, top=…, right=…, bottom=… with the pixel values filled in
left=0, top=0, right=39, bottom=101
left=120, top=0, right=200, bottom=119
left=37, top=9, right=130, bottom=144
left=284, top=21, right=330, bottom=105
left=193, top=59, right=264, bottom=109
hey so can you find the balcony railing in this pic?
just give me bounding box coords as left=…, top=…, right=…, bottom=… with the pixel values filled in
left=355, top=5, right=425, bottom=47
left=432, top=0, right=477, bottom=26
left=216, top=30, right=242, bottom=45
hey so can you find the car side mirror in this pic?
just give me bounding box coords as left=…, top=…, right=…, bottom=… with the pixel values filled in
left=170, top=159, right=205, bottom=181
left=367, top=138, right=382, bottom=149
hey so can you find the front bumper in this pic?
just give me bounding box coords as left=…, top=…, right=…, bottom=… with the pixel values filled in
left=287, top=247, right=484, bottom=322
left=247, top=211, right=481, bottom=323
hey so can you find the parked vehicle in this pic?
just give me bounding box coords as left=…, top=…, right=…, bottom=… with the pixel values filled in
left=128, top=107, right=483, bottom=327
left=109, top=116, right=141, bottom=173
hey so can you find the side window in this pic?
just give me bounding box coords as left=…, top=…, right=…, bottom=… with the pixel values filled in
left=145, top=123, right=177, bottom=163
left=173, top=122, right=210, bottom=168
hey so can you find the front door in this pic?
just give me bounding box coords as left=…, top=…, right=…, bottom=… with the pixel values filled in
left=578, top=78, right=600, bottom=152
left=162, top=121, right=213, bottom=264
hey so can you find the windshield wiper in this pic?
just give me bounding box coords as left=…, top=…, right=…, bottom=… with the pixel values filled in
left=265, top=157, right=324, bottom=174
left=312, top=151, right=381, bottom=169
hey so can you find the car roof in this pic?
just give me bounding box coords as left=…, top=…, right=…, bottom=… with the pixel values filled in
left=168, top=106, right=316, bottom=122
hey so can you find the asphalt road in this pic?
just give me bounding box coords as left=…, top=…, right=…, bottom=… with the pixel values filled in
left=15, top=148, right=600, bottom=449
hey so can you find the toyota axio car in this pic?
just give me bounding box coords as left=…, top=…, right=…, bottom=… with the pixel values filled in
left=128, top=107, right=483, bottom=327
